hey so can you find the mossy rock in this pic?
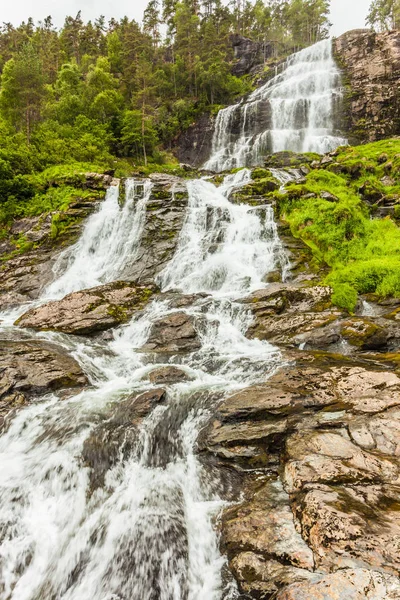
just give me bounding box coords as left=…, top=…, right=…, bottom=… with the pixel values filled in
left=340, top=318, right=388, bottom=350
left=251, top=168, right=272, bottom=180
left=264, top=151, right=321, bottom=168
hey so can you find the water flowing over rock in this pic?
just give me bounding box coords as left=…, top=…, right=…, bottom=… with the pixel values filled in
left=204, top=39, right=347, bottom=171
left=0, top=168, right=284, bottom=599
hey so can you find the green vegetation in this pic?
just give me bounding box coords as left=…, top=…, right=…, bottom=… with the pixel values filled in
left=366, top=0, right=400, bottom=30
left=0, top=1, right=332, bottom=227
left=278, top=140, right=400, bottom=312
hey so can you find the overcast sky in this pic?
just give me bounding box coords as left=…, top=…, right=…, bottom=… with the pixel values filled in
left=2, top=0, right=371, bottom=37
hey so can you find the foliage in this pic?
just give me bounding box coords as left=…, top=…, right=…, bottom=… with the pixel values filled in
left=279, top=140, right=400, bottom=312
left=366, top=0, right=400, bottom=30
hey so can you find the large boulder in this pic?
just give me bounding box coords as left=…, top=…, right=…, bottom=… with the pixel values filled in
left=15, top=281, right=158, bottom=335
left=202, top=352, right=400, bottom=597
left=0, top=339, right=88, bottom=428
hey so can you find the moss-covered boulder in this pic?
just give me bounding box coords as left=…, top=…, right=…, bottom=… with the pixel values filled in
left=340, top=317, right=388, bottom=350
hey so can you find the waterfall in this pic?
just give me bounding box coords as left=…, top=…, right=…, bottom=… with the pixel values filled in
left=204, top=38, right=348, bottom=172
left=45, top=179, right=152, bottom=299
left=0, top=171, right=284, bottom=599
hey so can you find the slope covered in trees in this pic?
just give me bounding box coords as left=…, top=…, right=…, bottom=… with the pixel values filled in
left=0, top=0, right=333, bottom=226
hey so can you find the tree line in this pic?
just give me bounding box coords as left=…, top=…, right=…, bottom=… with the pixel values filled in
left=0, top=0, right=331, bottom=172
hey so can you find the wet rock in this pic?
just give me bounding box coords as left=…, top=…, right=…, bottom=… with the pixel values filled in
left=147, top=366, right=193, bottom=385
left=82, top=388, right=166, bottom=490
left=16, top=281, right=158, bottom=335
left=0, top=339, right=87, bottom=428
left=276, top=568, right=400, bottom=599
left=124, top=179, right=189, bottom=283
left=141, top=312, right=201, bottom=353
left=340, top=317, right=388, bottom=350
left=176, top=113, right=215, bottom=167
left=230, top=34, right=273, bottom=77
left=0, top=249, right=61, bottom=310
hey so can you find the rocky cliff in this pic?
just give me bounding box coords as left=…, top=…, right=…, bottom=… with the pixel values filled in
left=334, top=29, right=400, bottom=142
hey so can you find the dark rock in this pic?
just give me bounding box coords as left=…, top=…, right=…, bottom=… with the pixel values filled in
left=147, top=366, right=193, bottom=385
left=230, top=34, right=273, bottom=77
left=334, top=29, right=400, bottom=141
left=82, top=388, right=166, bottom=490
left=141, top=312, right=201, bottom=353
left=124, top=179, right=189, bottom=283
left=16, top=281, right=158, bottom=335
left=175, top=113, right=215, bottom=167
left=0, top=339, right=88, bottom=428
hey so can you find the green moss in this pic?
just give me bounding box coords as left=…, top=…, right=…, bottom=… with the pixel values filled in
left=279, top=140, right=400, bottom=312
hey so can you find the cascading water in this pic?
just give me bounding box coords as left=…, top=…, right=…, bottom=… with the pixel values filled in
left=204, top=38, right=348, bottom=172
left=46, top=178, right=152, bottom=299
left=0, top=170, right=286, bottom=599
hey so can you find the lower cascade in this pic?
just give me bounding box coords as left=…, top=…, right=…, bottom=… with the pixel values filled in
left=204, top=39, right=348, bottom=172
left=0, top=171, right=285, bottom=599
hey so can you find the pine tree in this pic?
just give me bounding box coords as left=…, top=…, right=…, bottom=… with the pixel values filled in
left=0, top=43, right=45, bottom=142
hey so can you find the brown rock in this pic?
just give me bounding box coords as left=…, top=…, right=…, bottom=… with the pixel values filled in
left=148, top=366, right=193, bottom=385
left=334, top=30, right=400, bottom=141
left=141, top=312, right=201, bottom=353
left=276, top=568, right=400, bottom=599
left=0, top=339, right=88, bottom=428
left=16, top=281, right=158, bottom=335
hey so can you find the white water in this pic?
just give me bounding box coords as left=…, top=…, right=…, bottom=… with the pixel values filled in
left=0, top=171, right=285, bottom=599
left=46, top=179, right=152, bottom=299
left=205, top=39, right=348, bottom=172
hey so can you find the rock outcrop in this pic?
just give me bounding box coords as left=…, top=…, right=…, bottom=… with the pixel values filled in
left=175, top=114, right=215, bottom=167
left=0, top=339, right=88, bottom=429
left=202, top=352, right=400, bottom=598
left=334, top=29, right=400, bottom=141
left=0, top=173, right=116, bottom=310
left=125, top=174, right=189, bottom=283
left=15, top=281, right=158, bottom=335
left=230, top=34, right=273, bottom=77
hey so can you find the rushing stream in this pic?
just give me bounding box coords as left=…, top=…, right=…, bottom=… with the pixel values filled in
left=0, top=171, right=285, bottom=600
left=0, top=37, right=347, bottom=600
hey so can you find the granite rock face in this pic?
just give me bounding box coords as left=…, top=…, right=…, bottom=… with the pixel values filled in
left=334, top=29, right=400, bottom=141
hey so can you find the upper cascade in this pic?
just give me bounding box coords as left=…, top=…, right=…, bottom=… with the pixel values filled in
left=204, top=38, right=348, bottom=172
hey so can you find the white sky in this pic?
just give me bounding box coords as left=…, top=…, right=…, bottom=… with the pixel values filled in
left=2, top=0, right=371, bottom=37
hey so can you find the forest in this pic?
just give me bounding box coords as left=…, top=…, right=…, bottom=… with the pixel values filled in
left=0, top=0, right=395, bottom=225
left=0, top=0, right=334, bottom=223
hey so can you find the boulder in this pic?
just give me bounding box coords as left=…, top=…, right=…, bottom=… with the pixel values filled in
left=16, top=281, right=158, bottom=335
left=141, top=312, right=201, bottom=353
left=0, top=339, right=87, bottom=428
left=147, top=366, right=193, bottom=385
